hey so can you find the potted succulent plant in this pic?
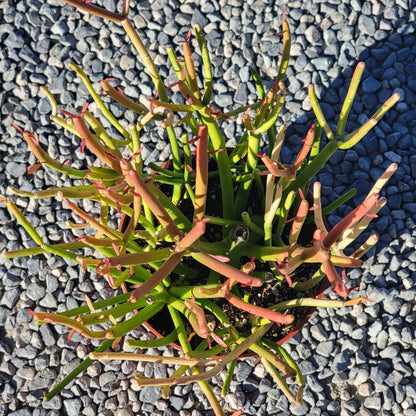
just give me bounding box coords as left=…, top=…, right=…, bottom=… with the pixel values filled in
left=2, top=1, right=399, bottom=415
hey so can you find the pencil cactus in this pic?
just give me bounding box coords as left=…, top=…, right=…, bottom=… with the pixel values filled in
left=2, top=1, right=399, bottom=415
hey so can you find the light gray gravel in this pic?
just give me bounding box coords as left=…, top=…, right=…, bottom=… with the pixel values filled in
left=1, top=0, right=416, bottom=415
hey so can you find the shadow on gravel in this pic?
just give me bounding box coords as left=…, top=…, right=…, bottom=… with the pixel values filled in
left=282, top=21, right=415, bottom=253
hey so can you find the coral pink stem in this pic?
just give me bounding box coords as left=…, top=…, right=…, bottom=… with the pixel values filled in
left=313, top=229, right=350, bottom=297
left=225, top=292, right=294, bottom=325
left=192, top=252, right=264, bottom=287
left=323, top=193, right=379, bottom=248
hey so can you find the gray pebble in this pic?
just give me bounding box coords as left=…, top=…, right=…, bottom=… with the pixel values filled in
left=169, top=396, right=185, bottom=411
left=215, top=94, right=233, bottom=108
left=236, top=360, right=252, bottom=381
left=39, top=324, right=57, bottom=347
left=16, top=366, right=35, bottom=380
left=2, top=383, right=16, bottom=403
left=1, top=288, right=20, bottom=309
left=364, top=395, right=382, bottom=410
left=331, top=351, right=351, bottom=373
left=380, top=344, right=400, bottom=359
left=358, top=15, right=376, bottom=36
left=6, top=162, right=26, bottom=178
left=99, top=372, right=119, bottom=391
left=116, top=409, right=134, bottom=416
left=16, top=344, right=37, bottom=359
left=370, top=362, right=390, bottom=386
left=26, top=283, right=45, bottom=301
left=304, top=25, right=322, bottom=45
left=120, top=55, right=135, bottom=71
left=139, top=386, right=161, bottom=404
left=383, top=296, right=403, bottom=314
left=3, top=272, right=21, bottom=287
left=234, top=82, right=248, bottom=104
left=367, top=320, right=383, bottom=337
left=299, top=359, right=319, bottom=375
left=289, top=402, right=310, bottom=415
left=63, top=398, right=82, bottom=416
left=311, top=57, right=333, bottom=72
left=352, top=368, right=369, bottom=386
left=192, top=9, right=209, bottom=27
left=310, top=323, right=329, bottom=342
left=376, top=330, right=389, bottom=349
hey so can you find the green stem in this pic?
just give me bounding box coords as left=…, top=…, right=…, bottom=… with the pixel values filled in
left=338, top=94, right=399, bottom=149
left=168, top=283, right=221, bottom=299
left=250, top=93, right=285, bottom=135
left=250, top=66, right=265, bottom=99
left=22, top=131, right=89, bottom=178
left=40, top=86, right=58, bottom=115
left=33, top=185, right=98, bottom=199
left=3, top=241, right=87, bottom=259
left=83, top=111, right=123, bottom=155
left=181, top=133, right=192, bottom=199
left=167, top=47, right=183, bottom=80
left=222, top=360, right=236, bottom=397
left=285, top=139, right=339, bottom=196
left=241, top=212, right=264, bottom=236
left=129, top=252, right=183, bottom=303
left=225, top=101, right=262, bottom=118
left=69, top=63, right=129, bottom=138
left=106, top=302, right=164, bottom=339
left=322, top=188, right=357, bottom=217
left=261, top=338, right=304, bottom=404
left=276, top=13, right=291, bottom=83
left=274, top=190, right=296, bottom=244
left=308, top=84, right=334, bottom=140
left=60, top=292, right=132, bottom=317
left=270, top=296, right=349, bottom=311
left=199, top=113, right=235, bottom=219
left=166, top=307, right=225, bottom=416
left=309, top=123, right=321, bottom=163
left=250, top=341, right=295, bottom=377
left=50, top=115, right=79, bottom=136
left=260, top=356, right=296, bottom=403
left=229, top=140, right=248, bottom=166
left=127, top=329, right=178, bottom=348
left=101, top=80, right=148, bottom=116
left=147, top=182, right=192, bottom=231
left=121, top=19, right=166, bottom=100
left=126, top=171, right=182, bottom=240
left=205, top=216, right=242, bottom=226
left=194, top=24, right=213, bottom=105
left=336, top=62, right=365, bottom=137
left=292, top=267, right=326, bottom=292
left=106, top=247, right=172, bottom=268
left=148, top=163, right=183, bottom=178
left=198, top=299, right=232, bottom=327
left=121, top=18, right=182, bottom=201
left=129, top=123, right=142, bottom=172
left=2, top=198, right=43, bottom=245
left=81, top=292, right=169, bottom=326
left=44, top=338, right=114, bottom=402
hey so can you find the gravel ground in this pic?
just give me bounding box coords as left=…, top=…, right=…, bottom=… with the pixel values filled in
left=0, top=0, right=416, bottom=415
